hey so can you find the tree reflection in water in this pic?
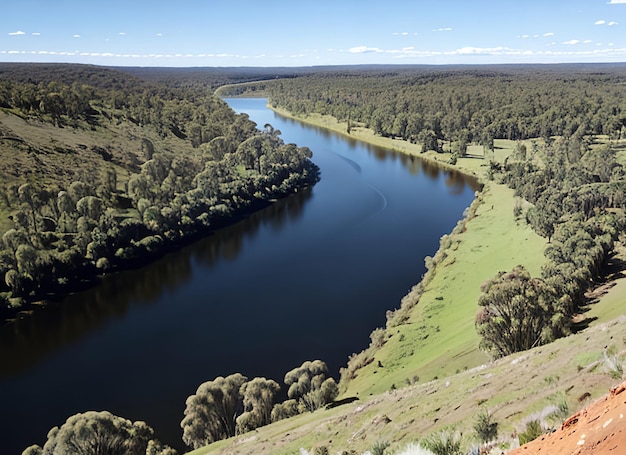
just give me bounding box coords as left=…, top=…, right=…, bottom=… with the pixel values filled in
left=0, top=188, right=311, bottom=376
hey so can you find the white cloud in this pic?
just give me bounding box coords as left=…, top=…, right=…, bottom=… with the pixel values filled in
left=584, top=39, right=593, bottom=43
left=119, top=32, right=126, bottom=35
left=608, top=0, right=626, bottom=3
left=543, top=32, right=555, bottom=37
left=32, top=32, right=40, bottom=36
left=349, top=46, right=383, bottom=53
left=156, top=33, right=163, bottom=36
left=73, top=34, right=81, bottom=38
left=432, top=27, right=453, bottom=32
left=8, top=31, right=26, bottom=36
left=595, top=20, right=607, bottom=25
left=451, top=46, right=512, bottom=55
left=563, top=39, right=580, bottom=45
left=609, top=21, right=619, bottom=25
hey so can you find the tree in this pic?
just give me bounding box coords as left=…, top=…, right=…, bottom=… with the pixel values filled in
left=23, top=410, right=174, bottom=455
left=284, top=360, right=339, bottom=412
left=418, top=130, right=440, bottom=153
left=474, top=409, right=498, bottom=444
left=271, top=399, right=299, bottom=422
left=180, top=373, right=247, bottom=449
left=475, top=265, right=568, bottom=358
left=236, top=377, right=280, bottom=433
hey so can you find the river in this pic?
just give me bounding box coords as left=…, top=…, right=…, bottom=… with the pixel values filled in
left=0, top=98, right=478, bottom=454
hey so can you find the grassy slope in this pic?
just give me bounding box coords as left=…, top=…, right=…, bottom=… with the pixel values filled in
left=0, top=107, right=197, bottom=235
left=192, top=316, right=626, bottom=455
left=189, top=108, right=626, bottom=454
left=344, top=181, right=546, bottom=397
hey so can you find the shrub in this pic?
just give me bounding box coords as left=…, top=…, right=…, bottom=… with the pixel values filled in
left=518, top=420, right=544, bottom=446
left=421, top=429, right=463, bottom=455
left=371, top=440, right=390, bottom=455
left=474, top=409, right=498, bottom=443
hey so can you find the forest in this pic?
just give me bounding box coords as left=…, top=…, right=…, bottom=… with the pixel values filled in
left=0, top=63, right=319, bottom=320
left=260, top=64, right=626, bottom=153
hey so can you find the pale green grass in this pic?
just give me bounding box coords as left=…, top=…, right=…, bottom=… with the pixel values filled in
left=343, top=182, right=547, bottom=397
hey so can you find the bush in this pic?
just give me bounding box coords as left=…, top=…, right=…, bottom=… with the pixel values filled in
left=474, top=409, right=498, bottom=443
left=421, top=429, right=463, bottom=455
left=518, top=420, right=544, bottom=445
left=371, top=440, right=390, bottom=455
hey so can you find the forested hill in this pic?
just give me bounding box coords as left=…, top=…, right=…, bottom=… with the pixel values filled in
left=0, top=63, right=319, bottom=320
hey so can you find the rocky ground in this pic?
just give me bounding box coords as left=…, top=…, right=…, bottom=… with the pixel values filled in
left=510, top=380, right=626, bottom=455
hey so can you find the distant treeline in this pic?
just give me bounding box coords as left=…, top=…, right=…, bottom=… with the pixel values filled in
left=262, top=65, right=626, bottom=148
left=0, top=64, right=319, bottom=319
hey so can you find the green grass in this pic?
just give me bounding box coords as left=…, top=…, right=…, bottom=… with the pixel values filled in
left=342, top=181, right=547, bottom=397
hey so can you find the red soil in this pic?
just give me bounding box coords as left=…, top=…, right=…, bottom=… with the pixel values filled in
left=509, top=380, right=626, bottom=455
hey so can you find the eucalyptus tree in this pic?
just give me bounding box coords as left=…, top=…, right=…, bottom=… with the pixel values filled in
left=475, top=265, right=569, bottom=358
left=180, top=373, right=248, bottom=449
left=21, top=410, right=175, bottom=455
left=284, top=360, right=339, bottom=412
left=236, top=377, right=281, bottom=433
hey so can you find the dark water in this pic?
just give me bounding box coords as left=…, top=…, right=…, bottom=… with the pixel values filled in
left=0, top=98, right=478, bottom=454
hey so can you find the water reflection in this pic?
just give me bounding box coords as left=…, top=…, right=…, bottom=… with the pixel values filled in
left=0, top=188, right=311, bottom=377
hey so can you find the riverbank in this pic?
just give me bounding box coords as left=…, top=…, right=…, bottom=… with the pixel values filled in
left=268, top=104, right=548, bottom=396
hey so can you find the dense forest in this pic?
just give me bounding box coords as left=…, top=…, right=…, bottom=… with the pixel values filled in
left=0, top=63, right=319, bottom=320
left=261, top=64, right=626, bottom=155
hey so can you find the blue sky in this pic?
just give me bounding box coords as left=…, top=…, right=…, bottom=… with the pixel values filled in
left=2, top=0, right=626, bottom=67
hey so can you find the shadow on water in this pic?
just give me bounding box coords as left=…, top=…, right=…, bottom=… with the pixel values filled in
left=0, top=188, right=312, bottom=377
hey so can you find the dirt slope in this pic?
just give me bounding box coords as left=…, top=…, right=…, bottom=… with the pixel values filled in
left=510, top=380, right=626, bottom=455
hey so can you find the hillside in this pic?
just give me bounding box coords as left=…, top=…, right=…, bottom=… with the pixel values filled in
left=190, top=315, right=626, bottom=454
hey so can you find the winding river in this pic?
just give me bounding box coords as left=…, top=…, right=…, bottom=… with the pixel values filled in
left=0, top=98, right=479, bottom=453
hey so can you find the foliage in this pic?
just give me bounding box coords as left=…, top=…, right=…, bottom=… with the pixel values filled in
left=284, top=359, right=339, bottom=412
left=236, top=377, right=281, bottom=433
left=263, top=66, right=626, bottom=145
left=518, top=420, right=544, bottom=446
left=475, top=265, right=570, bottom=358
left=371, top=440, right=390, bottom=455
left=21, top=410, right=175, bottom=455
left=473, top=409, right=498, bottom=444
left=0, top=64, right=319, bottom=320
left=603, top=346, right=624, bottom=379
left=420, top=429, right=463, bottom=455
left=180, top=373, right=248, bottom=449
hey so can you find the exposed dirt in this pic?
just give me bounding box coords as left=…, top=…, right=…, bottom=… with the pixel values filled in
left=509, top=380, right=626, bottom=455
